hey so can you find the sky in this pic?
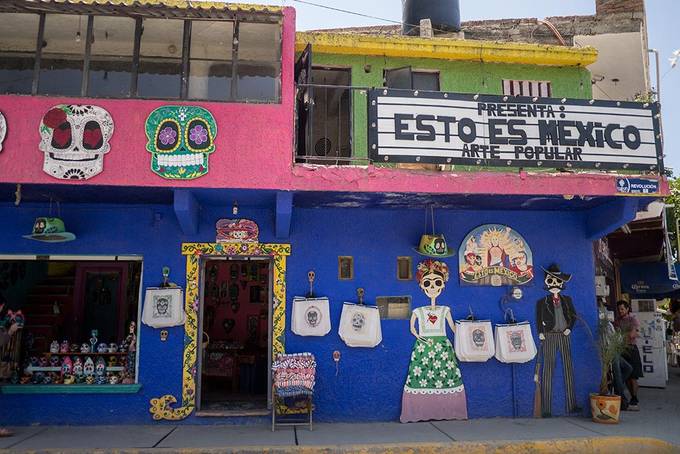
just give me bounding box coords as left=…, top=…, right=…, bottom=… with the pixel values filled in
left=233, top=0, right=680, bottom=173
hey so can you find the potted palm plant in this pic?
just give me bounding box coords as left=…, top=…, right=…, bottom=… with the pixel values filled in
left=589, top=317, right=628, bottom=424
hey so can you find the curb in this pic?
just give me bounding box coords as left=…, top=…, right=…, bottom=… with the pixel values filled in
left=4, top=436, right=679, bottom=454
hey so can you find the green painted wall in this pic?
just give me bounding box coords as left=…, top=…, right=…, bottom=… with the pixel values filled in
left=307, top=53, right=593, bottom=160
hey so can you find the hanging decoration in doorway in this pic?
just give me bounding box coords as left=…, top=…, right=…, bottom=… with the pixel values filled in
left=145, top=106, right=217, bottom=180
left=459, top=224, right=533, bottom=287
left=535, top=264, right=578, bottom=417
left=216, top=219, right=259, bottom=243
left=39, top=104, right=114, bottom=180
left=0, top=111, right=6, bottom=152
left=401, top=260, right=467, bottom=423
left=23, top=217, right=76, bottom=242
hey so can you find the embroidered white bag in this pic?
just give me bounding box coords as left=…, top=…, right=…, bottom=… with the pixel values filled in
left=454, top=320, right=495, bottom=362
left=291, top=297, right=331, bottom=336
left=338, top=303, right=382, bottom=348
left=142, top=287, right=185, bottom=328
left=494, top=322, right=537, bottom=363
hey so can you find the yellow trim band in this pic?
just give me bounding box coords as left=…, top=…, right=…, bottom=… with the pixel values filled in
left=296, top=32, right=598, bottom=67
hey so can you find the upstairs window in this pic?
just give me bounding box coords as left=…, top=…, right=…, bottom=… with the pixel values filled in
left=188, top=21, right=234, bottom=101
left=502, top=80, right=551, bottom=97
left=38, top=14, right=86, bottom=96
left=138, top=18, right=184, bottom=99
left=384, top=67, right=440, bottom=91
left=0, top=13, right=39, bottom=95
left=0, top=10, right=281, bottom=103
left=88, top=16, right=136, bottom=98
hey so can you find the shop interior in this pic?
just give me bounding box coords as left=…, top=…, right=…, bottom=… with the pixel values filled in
left=199, top=259, right=270, bottom=413
left=0, top=259, right=142, bottom=386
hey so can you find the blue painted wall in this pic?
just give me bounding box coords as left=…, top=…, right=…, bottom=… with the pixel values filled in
left=0, top=200, right=600, bottom=425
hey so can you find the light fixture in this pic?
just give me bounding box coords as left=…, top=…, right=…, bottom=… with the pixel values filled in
left=232, top=201, right=238, bottom=216
left=75, top=31, right=81, bottom=43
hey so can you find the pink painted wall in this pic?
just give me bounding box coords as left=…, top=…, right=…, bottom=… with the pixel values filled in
left=0, top=5, right=668, bottom=197
left=0, top=8, right=296, bottom=190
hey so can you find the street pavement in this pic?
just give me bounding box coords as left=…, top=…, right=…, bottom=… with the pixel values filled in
left=3, top=368, right=680, bottom=453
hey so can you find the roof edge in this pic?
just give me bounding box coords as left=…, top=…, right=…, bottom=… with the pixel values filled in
left=296, top=31, right=598, bottom=67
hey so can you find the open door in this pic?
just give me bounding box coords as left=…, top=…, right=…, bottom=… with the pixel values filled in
left=295, top=44, right=313, bottom=161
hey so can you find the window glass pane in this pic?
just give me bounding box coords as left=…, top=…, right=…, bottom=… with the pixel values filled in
left=413, top=72, right=439, bottom=91
left=188, top=61, right=232, bottom=101
left=385, top=67, right=413, bottom=89
left=0, top=13, right=38, bottom=94
left=138, top=18, right=183, bottom=99
left=237, top=61, right=279, bottom=102
left=238, top=22, right=280, bottom=61
left=88, top=16, right=135, bottom=98
left=39, top=14, right=86, bottom=96
left=188, top=20, right=233, bottom=101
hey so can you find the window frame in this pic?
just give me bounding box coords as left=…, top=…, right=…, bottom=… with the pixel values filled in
left=0, top=11, right=282, bottom=104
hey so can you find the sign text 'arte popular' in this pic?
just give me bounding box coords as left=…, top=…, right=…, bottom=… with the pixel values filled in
left=368, top=90, right=662, bottom=171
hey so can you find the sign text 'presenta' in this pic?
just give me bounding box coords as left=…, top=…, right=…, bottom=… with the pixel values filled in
left=368, top=90, right=662, bottom=171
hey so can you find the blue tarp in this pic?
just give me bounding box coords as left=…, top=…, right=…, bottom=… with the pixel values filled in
left=619, top=262, right=680, bottom=297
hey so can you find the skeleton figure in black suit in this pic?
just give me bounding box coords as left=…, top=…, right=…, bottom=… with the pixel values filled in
left=536, top=264, right=579, bottom=417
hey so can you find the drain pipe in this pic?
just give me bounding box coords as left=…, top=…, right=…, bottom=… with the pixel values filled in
left=648, top=48, right=661, bottom=103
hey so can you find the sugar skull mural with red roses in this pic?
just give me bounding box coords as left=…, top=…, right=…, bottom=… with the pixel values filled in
left=39, top=105, right=114, bottom=180
left=145, top=106, right=217, bottom=180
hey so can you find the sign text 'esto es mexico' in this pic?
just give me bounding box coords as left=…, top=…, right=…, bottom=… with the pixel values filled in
left=368, top=89, right=662, bottom=171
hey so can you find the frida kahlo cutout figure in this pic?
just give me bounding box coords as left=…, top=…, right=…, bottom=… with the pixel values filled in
left=536, top=264, right=579, bottom=417
left=400, top=259, right=468, bottom=422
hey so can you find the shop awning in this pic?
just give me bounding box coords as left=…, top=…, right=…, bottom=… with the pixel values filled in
left=619, top=261, right=680, bottom=298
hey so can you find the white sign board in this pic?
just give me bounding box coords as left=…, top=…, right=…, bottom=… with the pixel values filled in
left=368, top=90, right=662, bottom=172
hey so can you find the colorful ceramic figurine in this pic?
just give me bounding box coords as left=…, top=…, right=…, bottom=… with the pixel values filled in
left=95, top=357, right=107, bottom=384
left=61, top=356, right=73, bottom=376
left=83, top=357, right=95, bottom=376
left=73, top=357, right=84, bottom=380
left=97, top=343, right=108, bottom=353
left=108, top=373, right=119, bottom=385
left=49, top=356, right=60, bottom=368
left=60, top=340, right=70, bottom=353
left=89, top=329, right=98, bottom=353
left=50, top=340, right=59, bottom=354
left=108, top=343, right=118, bottom=353
left=70, top=343, right=80, bottom=353
left=107, top=356, right=118, bottom=368
left=63, top=374, right=76, bottom=385
left=80, top=343, right=91, bottom=353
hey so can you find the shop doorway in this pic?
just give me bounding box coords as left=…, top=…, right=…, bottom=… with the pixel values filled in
left=198, top=258, right=271, bottom=414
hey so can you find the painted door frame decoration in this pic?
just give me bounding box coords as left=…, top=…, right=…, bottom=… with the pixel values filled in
left=459, top=224, right=533, bottom=287
left=149, top=242, right=291, bottom=421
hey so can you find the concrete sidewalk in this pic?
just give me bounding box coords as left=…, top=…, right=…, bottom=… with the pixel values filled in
left=3, top=370, right=680, bottom=453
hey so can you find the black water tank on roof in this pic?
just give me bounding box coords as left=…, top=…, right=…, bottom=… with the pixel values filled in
left=402, top=0, right=461, bottom=35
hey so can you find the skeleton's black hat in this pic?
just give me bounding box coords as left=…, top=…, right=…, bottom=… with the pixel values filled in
left=542, top=264, right=572, bottom=282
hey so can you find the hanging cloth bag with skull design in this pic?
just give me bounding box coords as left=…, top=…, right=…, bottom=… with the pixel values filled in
left=454, top=319, right=495, bottom=362
left=142, top=287, right=185, bottom=328
left=494, top=321, right=537, bottom=363
left=291, top=296, right=331, bottom=336
left=338, top=303, right=382, bottom=348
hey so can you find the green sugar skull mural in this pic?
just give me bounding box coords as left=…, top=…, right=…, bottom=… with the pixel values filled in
left=145, top=106, right=217, bottom=179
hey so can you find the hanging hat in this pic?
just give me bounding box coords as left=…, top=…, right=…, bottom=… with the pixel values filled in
left=23, top=217, right=76, bottom=242
left=542, top=264, right=572, bottom=282
left=414, top=234, right=454, bottom=258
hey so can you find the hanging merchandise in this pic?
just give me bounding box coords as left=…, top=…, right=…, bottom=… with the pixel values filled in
left=494, top=321, right=537, bottom=364
left=454, top=319, right=495, bottom=362
left=216, top=219, right=259, bottom=243
left=338, top=289, right=382, bottom=348
left=142, top=287, right=185, bottom=328
left=40, top=104, right=114, bottom=180
left=292, top=297, right=331, bottom=336
left=414, top=206, right=454, bottom=258
left=338, top=303, right=382, bottom=347
left=23, top=217, right=76, bottom=243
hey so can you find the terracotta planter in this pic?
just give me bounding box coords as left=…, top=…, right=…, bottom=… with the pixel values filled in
left=589, top=393, right=621, bottom=424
